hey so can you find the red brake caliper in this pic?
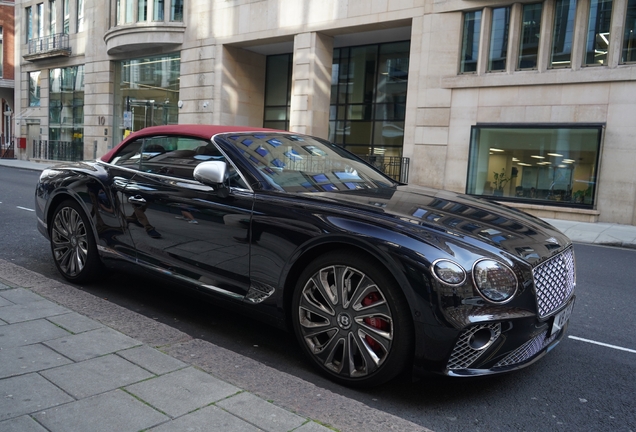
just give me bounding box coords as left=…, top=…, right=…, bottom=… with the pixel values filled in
left=362, top=292, right=389, bottom=355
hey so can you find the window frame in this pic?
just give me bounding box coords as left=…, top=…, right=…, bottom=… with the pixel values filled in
left=465, top=123, right=603, bottom=209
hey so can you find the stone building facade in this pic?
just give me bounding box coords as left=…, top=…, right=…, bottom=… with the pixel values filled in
left=14, top=0, right=636, bottom=224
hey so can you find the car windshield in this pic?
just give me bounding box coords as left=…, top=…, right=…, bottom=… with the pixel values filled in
left=217, top=133, right=397, bottom=193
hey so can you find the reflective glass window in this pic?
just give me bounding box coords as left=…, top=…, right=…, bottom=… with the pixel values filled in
left=622, top=0, right=636, bottom=62
left=63, top=0, right=69, bottom=34
left=153, top=0, right=164, bottom=20
left=466, top=126, right=601, bottom=208
left=138, top=0, right=147, bottom=21
left=77, top=0, right=84, bottom=31
left=518, top=3, right=542, bottom=69
left=26, top=7, right=33, bottom=42
left=263, top=54, right=292, bottom=131
left=329, top=41, right=409, bottom=159
left=460, top=10, right=481, bottom=73
left=37, top=3, right=44, bottom=38
left=551, top=0, right=577, bottom=68
left=488, top=7, right=510, bottom=72
left=49, top=66, right=85, bottom=161
left=170, top=0, right=183, bottom=21
left=585, top=0, right=613, bottom=65
left=29, top=71, right=41, bottom=107
left=114, top=54, right=180, bottom=142
left=49, top=0, right=56, bottom=34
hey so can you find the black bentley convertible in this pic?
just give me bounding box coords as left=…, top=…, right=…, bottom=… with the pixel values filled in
left=36, top=125, right=576, bottom=387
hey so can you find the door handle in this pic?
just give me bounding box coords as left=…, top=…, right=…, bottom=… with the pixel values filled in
left=128, top=195, right=147, bottom=205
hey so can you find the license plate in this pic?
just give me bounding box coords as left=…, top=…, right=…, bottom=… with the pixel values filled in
left=550, top=299, right=575, bottom=336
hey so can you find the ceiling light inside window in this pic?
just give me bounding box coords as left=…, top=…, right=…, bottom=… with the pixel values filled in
left=531, top=155, right=545, bottom=159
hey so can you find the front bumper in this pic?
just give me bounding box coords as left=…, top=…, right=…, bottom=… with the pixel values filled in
left=444, top=296, right=575, bottom=376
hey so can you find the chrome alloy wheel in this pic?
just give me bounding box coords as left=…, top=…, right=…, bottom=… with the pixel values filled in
left=51, top=206, right=89, bottom=278
left=297, top=265, right=394, bottom=378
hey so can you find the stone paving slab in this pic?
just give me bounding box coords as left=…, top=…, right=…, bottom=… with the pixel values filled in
left=0, top=344, right=72, bottom=379
left=46, top=311, right=104, bottom=334
left=0, top=373, right=74, bottom=422
left=0, top=319, right=71, bottom=349
left=0, top=295, right=13, bottom=307
left=0, top=299, right=69, bottom=324
left=43, top=326, right=141, bottom=361
left=41, top=354, right=154, bottom=399
left=32, top=389, right=169, bottom=432
left=0, top=415, right=50, bottom=432
left=149, top=405, right=262, bottom=432
left=125, top=367, right=240, bottom=418
left=117, top=345, right=188, bottom=375
left=217, top=391, right=307, bottom=432
left=0, top=288, right=46, bottom=304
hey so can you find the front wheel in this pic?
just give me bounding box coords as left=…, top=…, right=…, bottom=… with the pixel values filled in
left=291, top=251, right=413, bottom=387
left=50, top=199, right=103, bottom=283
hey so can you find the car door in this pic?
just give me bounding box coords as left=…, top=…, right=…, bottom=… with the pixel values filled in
left=117, top=135, right=254, bottom=299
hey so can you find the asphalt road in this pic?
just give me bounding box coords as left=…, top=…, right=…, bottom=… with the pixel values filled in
left=1, top=165, right=635, bottom=432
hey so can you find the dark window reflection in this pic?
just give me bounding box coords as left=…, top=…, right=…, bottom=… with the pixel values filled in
left=329, top=41, right=410, bottom=158
left=585, top=0, right=613, bottom=65
left=488, top=7, right=510, bottom=72
left=460, top=10, right=482, bottom=73
left=551, top=0, right=577, bottom=68
left=622, top=0, right=636, bottom=63
left=518, top=3, right=542, bottom=69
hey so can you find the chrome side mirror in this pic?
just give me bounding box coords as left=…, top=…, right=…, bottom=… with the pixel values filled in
left=194, top=161, right=228, bottom=188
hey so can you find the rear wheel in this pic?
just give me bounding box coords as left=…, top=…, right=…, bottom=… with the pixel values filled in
left=50, top=199, right=102, bottom=283
left=291, top=251, right=413, bottom=387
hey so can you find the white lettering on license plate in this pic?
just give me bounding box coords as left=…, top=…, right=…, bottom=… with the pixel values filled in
left=550, top=300, right=575, bottom=336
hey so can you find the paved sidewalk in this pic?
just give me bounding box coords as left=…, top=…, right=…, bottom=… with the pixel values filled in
left=3, top=157, right=636, bottom=249
left=0, top=280, right=333, bottom=432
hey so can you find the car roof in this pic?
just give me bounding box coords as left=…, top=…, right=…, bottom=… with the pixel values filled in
left=100, top=124, right=279, bottom=163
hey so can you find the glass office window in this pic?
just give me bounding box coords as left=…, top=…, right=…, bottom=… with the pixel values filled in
left=114, top=54, right=180, bottom=141
left=170, top=0, right=183, bottom=21
left=585, top=0, right=613, bottom=65
left=63, top=0, right=69, bottom=34
left=37, top=3, right=44, bottom=38
left=26, top=7, right=33, bottom=42
left=29, top=71, right=42, bottom=107
left=0, top=28, right=2, bottom=78
left=329, top=41, right=410, bottom=157
left=466, top=126, right=601, bottom=208
left=622, top=0, right=636, bottom=62
left=49, top=66, right=84, bottom=127
left=519, top=4, right=542, bottom=69
left=551, top=0, right=577, bottom=68
left=126, top=0, right=133, bottom=22
left=49, top=0, right=56, bottom=34
left=138, top=0, right=147, bottom=21
left=77, top=0, right=84, bottom=31
left=263, top=54, right=292, bottom=131
left=488, top=7, right=510, bottom=71
left=460, top=11, right=482, bottom=73
left=154, top=0, right=164, bottom=20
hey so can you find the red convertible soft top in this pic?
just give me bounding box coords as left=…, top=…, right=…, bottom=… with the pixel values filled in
left=100, top=124, right=275, bottom=163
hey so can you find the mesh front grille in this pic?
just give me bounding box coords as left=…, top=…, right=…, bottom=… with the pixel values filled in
left=494, top=331, right=558, bottom=367
left=447, top=323, right=501, bottom=370
left=532, top=247, right=575, bottom=318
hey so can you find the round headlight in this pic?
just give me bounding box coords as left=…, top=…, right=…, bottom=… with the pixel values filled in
left=472, top=259, right=517, bottom=303
left=432, top=260, right=466, bottom=285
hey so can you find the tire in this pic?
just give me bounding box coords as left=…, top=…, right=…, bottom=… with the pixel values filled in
left=49, top=199, right=103, bottom=284
left=291, top=251, right=414, bottom=387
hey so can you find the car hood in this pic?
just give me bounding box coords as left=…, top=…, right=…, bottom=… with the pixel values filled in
left=310, top=184, right=571, bottom=266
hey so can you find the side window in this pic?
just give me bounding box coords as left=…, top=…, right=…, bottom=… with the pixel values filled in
left=111, top=139, right=143, bottom=168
